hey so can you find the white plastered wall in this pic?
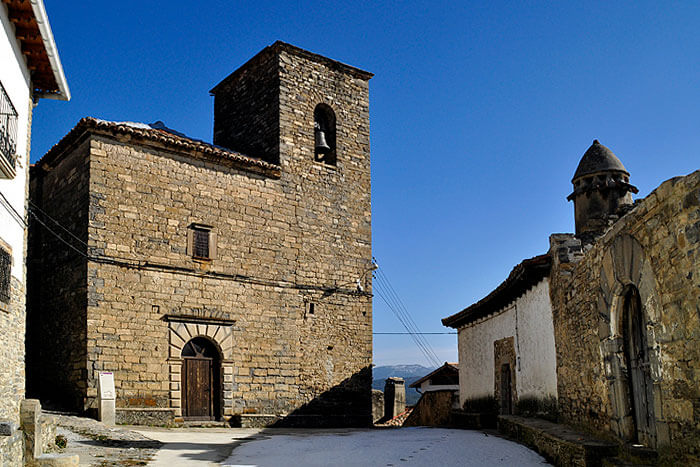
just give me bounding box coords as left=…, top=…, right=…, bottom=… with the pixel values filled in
left=457, top=278, right=558, bottom=406
left=0, top=4, right=32, bottom=281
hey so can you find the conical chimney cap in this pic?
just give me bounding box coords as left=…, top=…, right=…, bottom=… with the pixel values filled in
left=572, top=140, right=628, bottom=182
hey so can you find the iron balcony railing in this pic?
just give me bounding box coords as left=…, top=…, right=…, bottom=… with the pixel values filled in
left=0, top=81, right=18, bottom=176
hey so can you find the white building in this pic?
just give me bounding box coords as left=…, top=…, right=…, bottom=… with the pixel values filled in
left=1, top=0, right=68, bottom=464
left=442, top=254, right=558, bottom=417
left=409, top=362, right=459, bottom=394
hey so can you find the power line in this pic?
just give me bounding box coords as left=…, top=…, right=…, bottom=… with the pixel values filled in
left=373, top=332, right=456, bottom=335
left=0, top=190, right=27, bottom=227
left=372, top=259, right=443, bottom=367
left=27, top=203, right=370, bottom=297
left=373, top=261, right=442, bottom=366
left=372, top=284, right=440, bottom=367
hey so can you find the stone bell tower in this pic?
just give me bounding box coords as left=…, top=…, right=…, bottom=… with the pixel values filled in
left=567, top=140, right=638, bottom=243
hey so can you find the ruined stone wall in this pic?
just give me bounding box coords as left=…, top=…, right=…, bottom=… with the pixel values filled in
left=550, top=170, right=700, bottom=456
left=27, top=139, right=90, bottom=410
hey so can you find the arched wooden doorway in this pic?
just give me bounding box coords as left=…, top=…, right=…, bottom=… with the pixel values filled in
left=181, top=337, right=221, bottom=420
left=622, top=286, right=655, bottom=446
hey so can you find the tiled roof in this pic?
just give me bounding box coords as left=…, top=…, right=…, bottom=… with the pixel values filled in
left=442, top=254, right=551, bottom=329
left=36, top=117, right=281, bottom=178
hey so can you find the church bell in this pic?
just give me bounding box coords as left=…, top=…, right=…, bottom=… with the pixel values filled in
left=315, top=123, right=331, bottom=154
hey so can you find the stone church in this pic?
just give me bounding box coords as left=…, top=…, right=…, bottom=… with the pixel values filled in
left=26, top=42, right=374, bottom=427
left=444, top=141, right=699, bottom=460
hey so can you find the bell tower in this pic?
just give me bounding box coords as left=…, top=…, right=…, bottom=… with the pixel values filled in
left=209, top=41, right=372, bottom=170
left=567, top=140, right=638, bottom=243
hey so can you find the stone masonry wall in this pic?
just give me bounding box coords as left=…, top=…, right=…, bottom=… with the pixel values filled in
left=550, top=170, right=700, bottom=457
left=83, top=126, right=372, bottom=422
left=27, top=138, right=90, bottom=410
left=213, top=47, right=280, bottom=164
left=0, top=277, right=26, bottom=425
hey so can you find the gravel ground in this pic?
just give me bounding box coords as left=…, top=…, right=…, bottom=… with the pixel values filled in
left=49, top=414, right=161, bottom=466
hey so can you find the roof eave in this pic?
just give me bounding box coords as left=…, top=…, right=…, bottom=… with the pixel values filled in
left=442, top=255, right=551, bottom=329
left=30, top=0, right=70, bottom=101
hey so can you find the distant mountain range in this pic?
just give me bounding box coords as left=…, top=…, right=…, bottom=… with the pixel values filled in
left=372, top=364, right=435, bottom=406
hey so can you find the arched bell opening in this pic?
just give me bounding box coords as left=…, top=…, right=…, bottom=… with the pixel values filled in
left=314, top=104, right=336, bottom=165
left=181, top=336, right=222, bottom=421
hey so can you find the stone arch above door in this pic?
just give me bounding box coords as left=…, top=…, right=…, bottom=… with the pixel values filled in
left=168, top=321, right=233, bottom=360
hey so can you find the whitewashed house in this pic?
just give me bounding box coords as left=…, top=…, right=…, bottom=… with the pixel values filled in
left=442, top=254, right=558, bottom=417
left=1, top=0, right=69, bottom=463
left=409, top=362, right=459, bottom=394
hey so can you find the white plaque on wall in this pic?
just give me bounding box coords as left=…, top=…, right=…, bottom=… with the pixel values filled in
left=98, top=372, right=116, bottom=400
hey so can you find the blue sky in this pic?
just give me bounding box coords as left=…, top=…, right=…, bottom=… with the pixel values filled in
left=32, top=1, right=700, bottom=367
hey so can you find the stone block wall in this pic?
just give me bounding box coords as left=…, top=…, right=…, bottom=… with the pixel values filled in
left=550, top=170, right=700, bottom=457
left=213, top=46, right=280, bottom=164
left=0, top=277, right=26, bottom=425
left=81, top=128, right=372, bottom=423
left=27, top=139, right=91, bottom=410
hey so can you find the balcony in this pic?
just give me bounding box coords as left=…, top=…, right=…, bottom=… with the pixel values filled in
left=0, top=81, right=18, bottom=179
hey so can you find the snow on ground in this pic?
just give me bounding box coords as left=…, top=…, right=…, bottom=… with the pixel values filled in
left=223, top=427, right=550, bottom=467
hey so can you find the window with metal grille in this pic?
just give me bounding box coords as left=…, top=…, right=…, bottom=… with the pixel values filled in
left=0, top=81, right=18, bottom=179
left=0, top=248, right=11, bottom=304
left=193, top=228, right=210, bottom=259
left=187, top=223, right=216, bottom=260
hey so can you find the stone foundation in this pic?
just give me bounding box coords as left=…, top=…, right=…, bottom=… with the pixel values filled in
left=115, top=408, right=176, bottom=426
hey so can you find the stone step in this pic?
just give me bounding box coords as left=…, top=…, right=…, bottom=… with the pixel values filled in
left=498, top=415, right=619, bottom=467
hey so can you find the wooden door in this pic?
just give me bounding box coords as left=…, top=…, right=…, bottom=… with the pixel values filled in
left=500, top=363, right=512, bottom=415
left=624, top=287, right=655, bottom=446
left=183, top=357, right=213, bottom=419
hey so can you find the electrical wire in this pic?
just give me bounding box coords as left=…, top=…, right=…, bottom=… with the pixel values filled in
left=27, top=204, right=371, bottom=296
left=0, top=190, right=27, bottom=227
left=373, top=260, right=443, bottom=366
left=371, top=260, right=443, bottom=367
left=372, top=283, right=440, bottom=367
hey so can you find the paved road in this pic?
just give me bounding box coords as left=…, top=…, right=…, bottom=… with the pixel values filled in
left=133, top=427, right=264, bottom=466
left=135, top=427, right=550, bottom=466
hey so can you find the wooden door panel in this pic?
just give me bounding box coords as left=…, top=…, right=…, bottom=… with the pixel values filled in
left=184, top=358, right=212, bottom=418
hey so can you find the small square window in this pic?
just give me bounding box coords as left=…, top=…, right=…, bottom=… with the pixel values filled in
left=187, top=223, right=216, bottom=261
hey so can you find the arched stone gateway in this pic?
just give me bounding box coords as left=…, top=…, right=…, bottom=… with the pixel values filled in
left=167, top=321, right=233, bottom=420
left=597, top=235, right=666, bottom=447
